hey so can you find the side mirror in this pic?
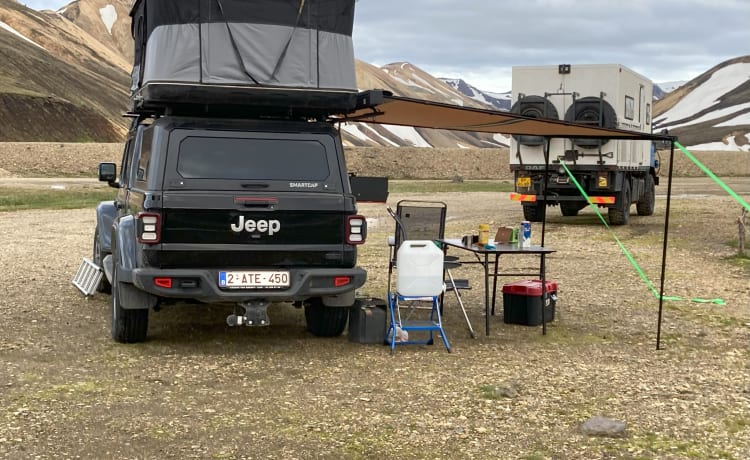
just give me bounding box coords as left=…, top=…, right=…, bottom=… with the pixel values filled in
left=98, top=162, right=117, bottom=187
left=349, top=175, right=389, bottom=203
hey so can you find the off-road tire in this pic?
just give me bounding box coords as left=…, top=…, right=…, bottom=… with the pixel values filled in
left=522, top=202, right=545, bottom=222
left=565, top=97, right=618, bottom=149
left=510, top=95, right=560, bottom=147
left=111, top=264, right=149, bottom=343
left=608, top=180, right=631, bottom=225
left=560, top=202, right=583, bottom=217
left=636, top=174, right=656, bottom=216
left=93, top=227, right=111, bottom=294
left=304, top=298, right=349, bottom=337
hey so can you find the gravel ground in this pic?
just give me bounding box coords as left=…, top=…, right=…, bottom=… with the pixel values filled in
left=0, top=184, right=748, bottom=459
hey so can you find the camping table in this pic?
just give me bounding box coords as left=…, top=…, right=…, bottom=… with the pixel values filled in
left=438, top=239, right=556, bottom=336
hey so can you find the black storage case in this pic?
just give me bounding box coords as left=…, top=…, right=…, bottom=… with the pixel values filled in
left=348, top=298, right=387, bottom=344
left=502, top=280, right=558, bottom=326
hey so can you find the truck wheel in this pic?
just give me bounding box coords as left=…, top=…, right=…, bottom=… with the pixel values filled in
left=510, top=95, right=560, bottom=146
left=608, top=180, right=631, bottom=225
left=522, top=202, right=545, bottom=222
left=93, top=227, right=111, bottom=294
left=111, top=264, right=149, bottom=343
left=636, top=174, right=656, bottom=216
left=304, top=298, right=349, bottom=337
left=559, top=202, right=582, bottom=217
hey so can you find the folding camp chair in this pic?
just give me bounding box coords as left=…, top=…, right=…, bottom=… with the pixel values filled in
left=386, top=201, right=475, bottom=348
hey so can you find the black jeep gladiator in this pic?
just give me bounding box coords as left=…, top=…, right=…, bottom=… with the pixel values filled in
left=93, top=115, right=373, bottom=343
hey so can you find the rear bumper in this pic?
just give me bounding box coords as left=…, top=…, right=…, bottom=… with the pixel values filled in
left=130, top=267, right=366, bottom=303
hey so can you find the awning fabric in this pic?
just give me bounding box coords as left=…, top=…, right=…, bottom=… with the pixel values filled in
left=340, top=93, right=670, bottom=141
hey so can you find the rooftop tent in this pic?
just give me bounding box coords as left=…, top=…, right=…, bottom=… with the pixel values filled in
left=129, top=0, right=357, bottom=109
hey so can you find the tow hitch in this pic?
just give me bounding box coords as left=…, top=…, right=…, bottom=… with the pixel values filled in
left=227, top=300, right=271, bottom=327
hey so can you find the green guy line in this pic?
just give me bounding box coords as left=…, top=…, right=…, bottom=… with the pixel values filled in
left=559, top=161, right=725, bottom=306
left=675, top=141, right=750, bottom=212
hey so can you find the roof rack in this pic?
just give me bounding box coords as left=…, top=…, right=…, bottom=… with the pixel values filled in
left=127, top=84, right=387, bottom=120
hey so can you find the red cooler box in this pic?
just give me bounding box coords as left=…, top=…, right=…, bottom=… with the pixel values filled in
left=502, top=280, right=558, bottom=326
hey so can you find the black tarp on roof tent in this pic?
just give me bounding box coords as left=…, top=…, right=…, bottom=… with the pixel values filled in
left=129, top=0, right=356, bottom=95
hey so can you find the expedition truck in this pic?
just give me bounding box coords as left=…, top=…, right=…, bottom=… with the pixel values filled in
left=509, top=64, right=659, bottom=225
left=93, top=115, right=377, bottom=343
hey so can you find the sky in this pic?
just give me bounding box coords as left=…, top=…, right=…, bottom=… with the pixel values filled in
left=17, top=0, right=750, bottom=93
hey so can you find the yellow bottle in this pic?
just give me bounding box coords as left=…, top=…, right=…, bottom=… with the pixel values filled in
left=478, top=224, right=490, bottom=246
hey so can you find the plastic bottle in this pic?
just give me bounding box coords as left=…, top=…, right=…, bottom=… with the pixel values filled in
left=478, top=224, right=490, bottom=246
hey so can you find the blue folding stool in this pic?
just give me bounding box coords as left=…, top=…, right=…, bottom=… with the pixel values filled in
left=387, top=240, right=451, bottom=353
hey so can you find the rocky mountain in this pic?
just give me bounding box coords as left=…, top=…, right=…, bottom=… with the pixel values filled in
left=0, top=0, right=747, bottom=150
left=654, top=56, right=750, bottom=151
left=0, top=0, right=130, bottom=141
left=441, top=78, right=511, bottom=111
left=346, top=61, right=509, bottom=148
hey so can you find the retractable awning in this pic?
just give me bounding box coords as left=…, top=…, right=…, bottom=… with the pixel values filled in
left=340, top=92, right=670, bottom=141
left=339, top=90, right=677, bottom=349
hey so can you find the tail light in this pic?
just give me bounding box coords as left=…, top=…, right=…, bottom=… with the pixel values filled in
left=346, top=215, right=367, bottom=245
left=136, top=212, right=161, bottom=244
left=334, top=276, right=351, bottom=287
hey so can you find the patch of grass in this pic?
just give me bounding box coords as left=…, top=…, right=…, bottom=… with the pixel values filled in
left=610, top=432, right=707, bottom=459
left=478, top=384, right=500, bottom=400
left=724, top=249, right=750, bottom=270
left=723, top=416, right=750, bottom=434
left=0, top=187, right=115, bottom=212
left=389, top=180, right=513, bottom=193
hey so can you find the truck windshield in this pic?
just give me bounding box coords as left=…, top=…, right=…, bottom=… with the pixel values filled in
left=177, top=136, right=330, bottom=180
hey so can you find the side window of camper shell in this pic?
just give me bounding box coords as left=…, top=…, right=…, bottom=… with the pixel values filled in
left=135, top=128, right=154, bottom=184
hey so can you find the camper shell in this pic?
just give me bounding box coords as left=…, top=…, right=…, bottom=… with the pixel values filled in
left=509, top=64, right=658, bottom=225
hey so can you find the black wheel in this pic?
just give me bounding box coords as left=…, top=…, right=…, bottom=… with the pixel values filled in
left=93, top=227, right=111, bottom=294
left=510, top=95, right=560, bottom=146
left=304, top=298, right=349, bottom=337
left=522, top=202, right=545, bottom=222
left=559, top=202, right=583, bottom=217
left=608, top=180, right=631, bottom=225
left=636, top=174, right=656, bottom=216
left=111, top=262, right=149, bottom=343
left=564, top=97, right=617, bottom=149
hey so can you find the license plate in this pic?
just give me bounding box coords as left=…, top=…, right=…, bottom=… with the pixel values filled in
left=219, top=271, right=290, bottom=289
left=516, top=176, right=531, bottom=188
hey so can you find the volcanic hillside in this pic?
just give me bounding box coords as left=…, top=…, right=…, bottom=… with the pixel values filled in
left=0, top=0, right=748, bottom=150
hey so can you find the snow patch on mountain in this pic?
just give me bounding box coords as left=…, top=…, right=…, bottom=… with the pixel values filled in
left=0, top=21, right=46, bottom=50
left=689, top=134, right=750, bottom=152
left=441, top=78, right=510, bottom=111
left=382, top=125, right=432, bottom=147
left=656, top=80, right=687, bottom=93
left=99, top=4, right=117, bottom=35
left=656, top=63, right=750, bottom=126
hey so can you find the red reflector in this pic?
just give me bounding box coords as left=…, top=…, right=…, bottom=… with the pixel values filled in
left=154, top=277, right=173, bottom=289
left=334, top=276, right=351, bottom=287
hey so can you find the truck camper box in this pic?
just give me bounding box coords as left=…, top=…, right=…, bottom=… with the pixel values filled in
left=509, top=64, right=658, bottom=225
left=129, top=0, right=357, bottom=112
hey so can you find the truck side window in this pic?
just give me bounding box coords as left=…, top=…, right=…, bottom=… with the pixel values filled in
left=646, top=103, right=651, bottom=125
left=624, top=96, right=635, bottom=120
left=120, top=139, right=134, bottom=186
left=136, top=128, right=154, bottom=183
